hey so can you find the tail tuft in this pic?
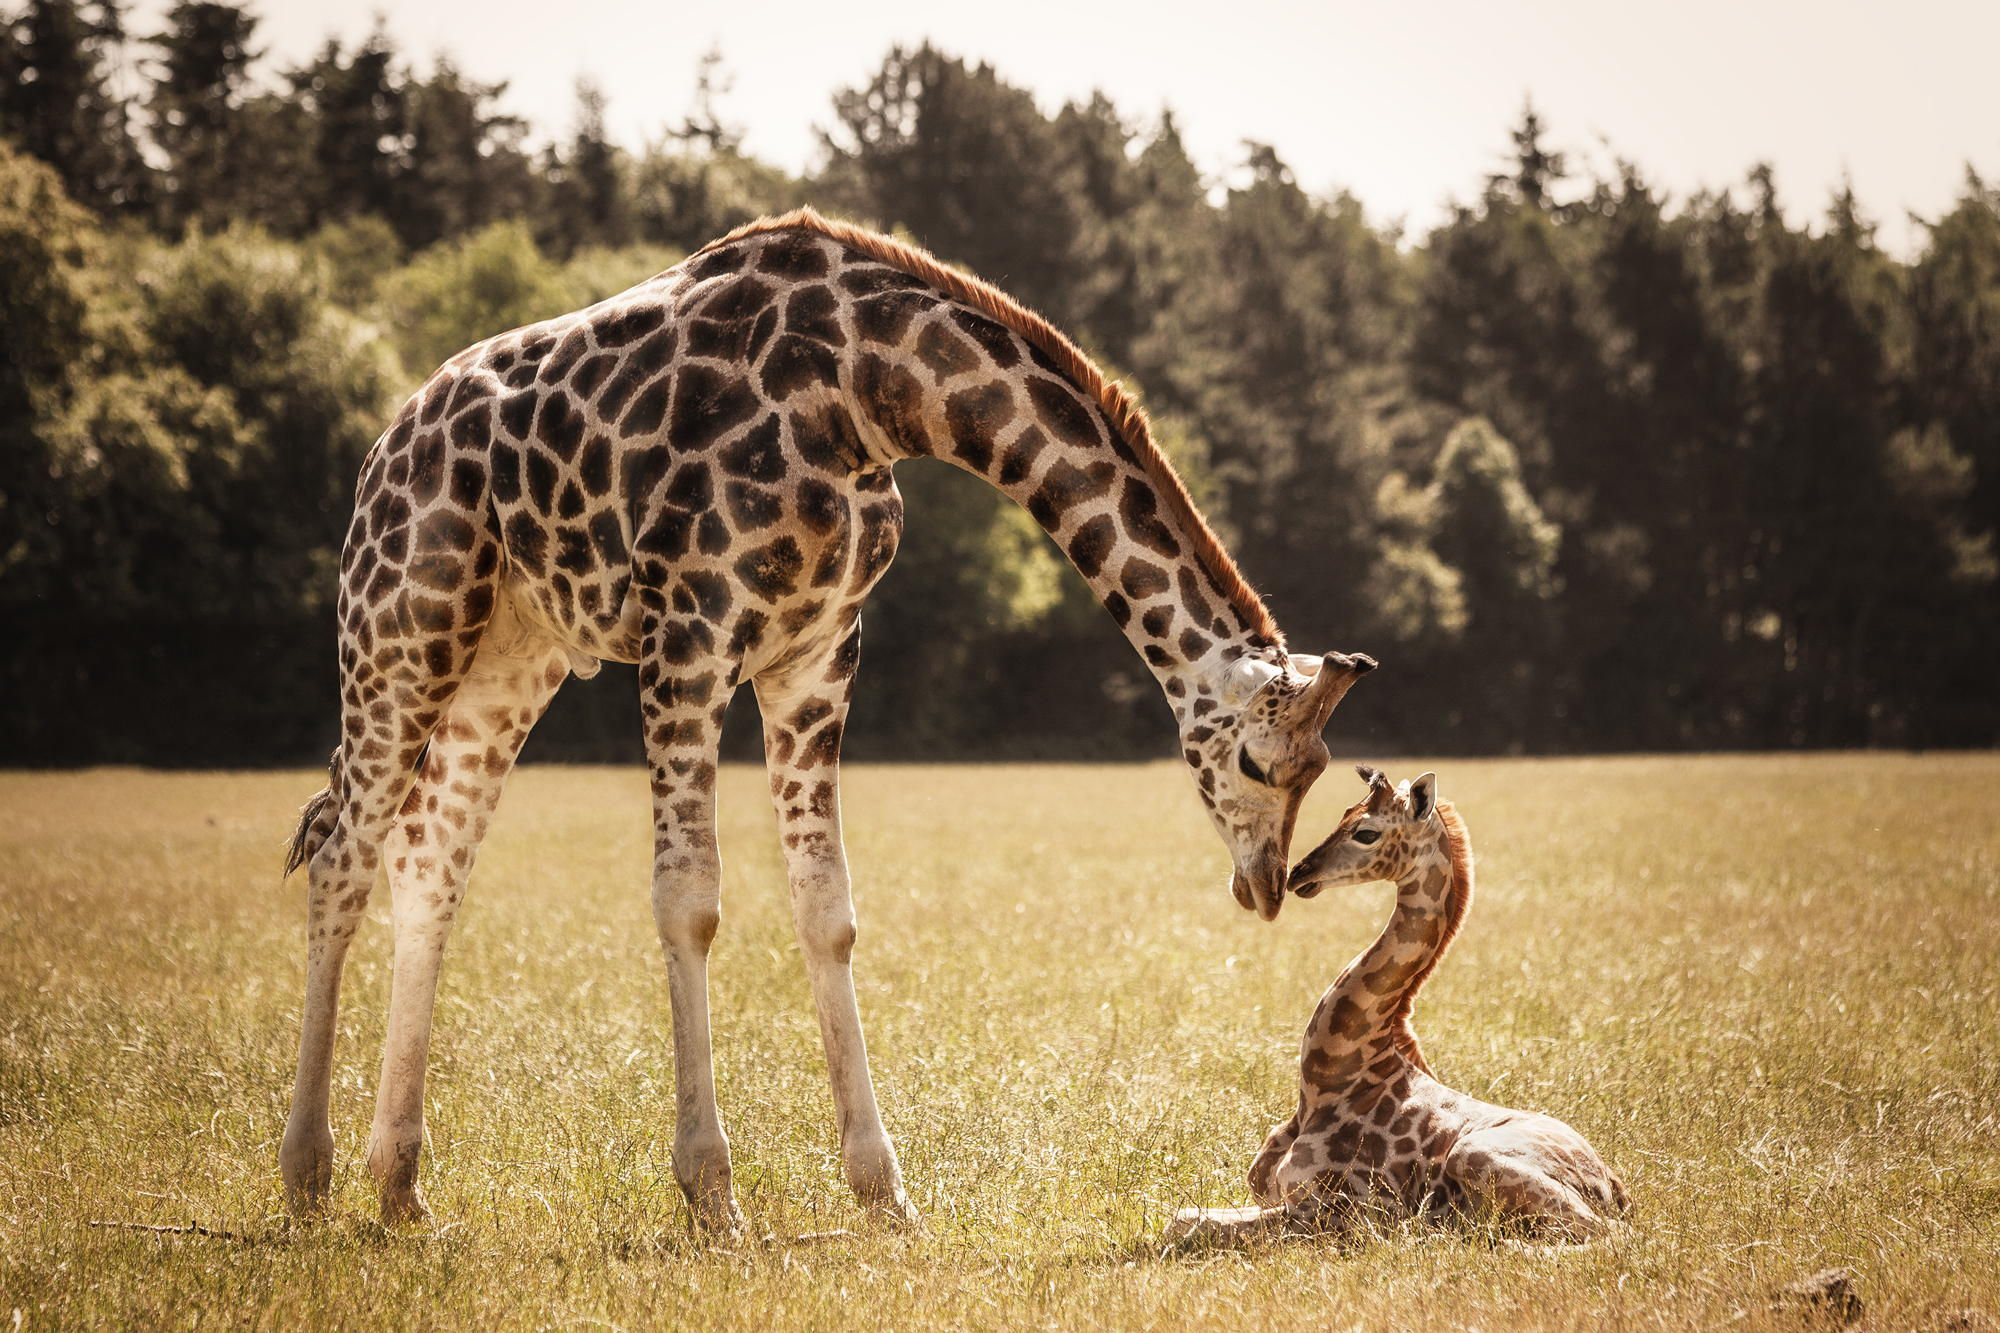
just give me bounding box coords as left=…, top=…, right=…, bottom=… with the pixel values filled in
left=284, top=750, right=341, bottom=877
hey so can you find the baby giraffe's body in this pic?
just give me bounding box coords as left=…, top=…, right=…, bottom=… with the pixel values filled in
left=1171, top=767, right=1627, bottom=1246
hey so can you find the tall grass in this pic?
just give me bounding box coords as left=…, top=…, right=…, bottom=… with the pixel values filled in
left=2, top=755, right=1995, bottom=1329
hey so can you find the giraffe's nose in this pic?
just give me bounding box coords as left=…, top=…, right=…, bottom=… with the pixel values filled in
left=1287, top=848, right=1331, bottom=898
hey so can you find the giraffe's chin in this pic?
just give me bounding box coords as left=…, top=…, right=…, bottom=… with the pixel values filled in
left=1231, top=868, right=1284, bottom=921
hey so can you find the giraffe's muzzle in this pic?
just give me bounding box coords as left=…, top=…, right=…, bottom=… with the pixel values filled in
left=1232, top=853, right=1287, bottom=921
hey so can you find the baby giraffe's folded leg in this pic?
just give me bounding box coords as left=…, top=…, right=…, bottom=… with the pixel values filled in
left=1246, top=1106, right=1301, bottom=1203
left=1443, top=1132, right=1621, bottom=1243
left=1164, top=1194, right=1353, bottom=1249
left=1163, top=1204, right=1290, bottom=1248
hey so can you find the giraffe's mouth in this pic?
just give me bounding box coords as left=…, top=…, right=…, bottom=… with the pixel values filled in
left=1288, top=855, right=1330, bottom=899
left=1231, top=860, right=1285, bottom=921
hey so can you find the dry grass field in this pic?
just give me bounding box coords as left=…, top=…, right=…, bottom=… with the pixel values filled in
left=1, top=755, right=1996, bottom=1330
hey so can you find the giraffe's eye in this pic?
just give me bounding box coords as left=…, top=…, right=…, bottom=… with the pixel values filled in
left=1237, top=747, right=1271, bottom=786
left=1353, top=828, right=1382, bottom=845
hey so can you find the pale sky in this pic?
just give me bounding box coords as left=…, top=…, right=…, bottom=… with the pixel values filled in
left=144, top=0, right=2000, bottom=256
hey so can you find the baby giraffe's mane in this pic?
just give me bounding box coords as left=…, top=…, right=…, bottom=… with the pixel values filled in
left=1390, top=799, right=1473, bottom=1071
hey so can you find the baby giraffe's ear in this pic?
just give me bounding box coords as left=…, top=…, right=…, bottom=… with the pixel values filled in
left=1408, top=772, right=1439, bottom=822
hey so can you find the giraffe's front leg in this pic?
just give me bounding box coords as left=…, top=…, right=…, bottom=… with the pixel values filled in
left=640, top=635, right=743, bottom=1234
left=756, top=626, right=916, bottom=1225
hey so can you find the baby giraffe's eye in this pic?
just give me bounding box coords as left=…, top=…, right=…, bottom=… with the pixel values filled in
left=1353, top=828, right=1382, bottom=845
left=1237, top=747, right=1271, bottom=786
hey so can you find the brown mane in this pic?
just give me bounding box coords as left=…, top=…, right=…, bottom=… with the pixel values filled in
left=700, top=207, right=1280, bottom=645
left=1389, top=800, right=1474, bottom=1074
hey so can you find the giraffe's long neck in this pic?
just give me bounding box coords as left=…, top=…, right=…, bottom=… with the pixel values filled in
left=844, top=295, right=1281, bottom=713
left=1301, top=809, right=1473, bottom=1087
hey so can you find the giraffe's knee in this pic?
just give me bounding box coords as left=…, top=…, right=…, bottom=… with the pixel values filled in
left=652, top=853, right=723, bottom=953
left=798, top=906, right=856, bottom=965
left=791, top=868, right=856, bottom=964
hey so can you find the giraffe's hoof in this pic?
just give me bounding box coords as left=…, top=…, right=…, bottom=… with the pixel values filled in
left=379, top=1183, right=433, bottom=1226
left=282, top=1182, right=332, bottom=1221
left=279, top=1126, right=335, bottom=1218
left=864, top=1190, right=922, bottom=1230
left=688, top=1198, right=747, bottom=1238
left=366, top=1137, right=431, bottom=1225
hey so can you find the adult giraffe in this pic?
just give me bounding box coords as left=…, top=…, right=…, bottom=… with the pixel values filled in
left=279, top=208, right=1377, bottom=1230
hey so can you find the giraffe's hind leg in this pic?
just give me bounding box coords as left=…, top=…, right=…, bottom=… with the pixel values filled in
left=364, top=608, right=569, bottom=1224
left=280, top=623, right=475, bottom=1218
left=1163, top=1204, right=1291, bottom=1248
left=1246, top=1103, right=1302, bottom=1204
left=1441, top=1129, right=1623, bottom=1243
left=1164, top=1194, right=1351, bottom=1249
left=280, top=479, right=501, bottom=1217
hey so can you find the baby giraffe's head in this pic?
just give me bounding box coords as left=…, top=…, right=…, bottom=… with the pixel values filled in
left=1288, top=765, right=1442, bottom=898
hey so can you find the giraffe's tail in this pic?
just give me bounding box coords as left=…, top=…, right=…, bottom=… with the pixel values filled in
left=284, top=748, right=342, bottom=878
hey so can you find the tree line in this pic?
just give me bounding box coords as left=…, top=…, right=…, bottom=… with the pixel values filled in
left=3, top=1, right=1995, bottom=765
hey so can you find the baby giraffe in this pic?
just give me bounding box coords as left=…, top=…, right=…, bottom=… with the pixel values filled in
left=1169, top=766, right=1628, bottom=1246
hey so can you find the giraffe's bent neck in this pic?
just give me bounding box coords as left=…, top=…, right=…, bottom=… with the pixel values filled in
left=945, top=409, right=1282, bottom=710
left=697, top=211, right=1287, bottom=716
left=1307, top=808, right=1474, bottom=1082
left=848, top=295, right=1283, bottom=711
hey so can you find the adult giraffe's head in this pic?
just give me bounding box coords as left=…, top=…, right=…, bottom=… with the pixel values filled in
left=1180, top=650, right=1376, bottom=921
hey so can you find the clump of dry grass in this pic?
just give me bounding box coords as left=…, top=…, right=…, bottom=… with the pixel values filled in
left=2, top=755, right=1996, bottom=1329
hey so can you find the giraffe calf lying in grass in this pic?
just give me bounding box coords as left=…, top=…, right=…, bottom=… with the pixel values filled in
left=1169, top=766, right=1629, bottom=1247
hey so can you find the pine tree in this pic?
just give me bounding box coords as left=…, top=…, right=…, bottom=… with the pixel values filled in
left=286, top=24, right=408, bottom=228
left=542, top=77, right=631, bottom=255
left=0, top=0, right=148, bottom=213
left=146, top=0, right=258, bottom=230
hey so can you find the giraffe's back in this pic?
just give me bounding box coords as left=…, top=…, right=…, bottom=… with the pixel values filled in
left=338, top=225, right=914, bottom=694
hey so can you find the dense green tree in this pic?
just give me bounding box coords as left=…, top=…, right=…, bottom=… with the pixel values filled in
left=133, top=225, right=397, bottom=613
left=375, top=219, right=573, bottom=376
left=2, top=30, right=1996, bottom=759
left=1490, top=100, right=1568, bottom=212
left=1900, top=175, right=2000, bottom=744
left=1421, top=418, right=1561, bottom=746
left=1906, top=172, right=2000, bottom=542
left=0, top=142, right=97, bottom=605
left=1136, top=143, right=1408, bottom=652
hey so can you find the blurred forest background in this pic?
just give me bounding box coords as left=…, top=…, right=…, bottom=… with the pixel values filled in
left=3, top=1, right=1996, bottom=765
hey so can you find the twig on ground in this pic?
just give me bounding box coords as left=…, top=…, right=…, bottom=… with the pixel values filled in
left=87, top=1218, right=252, bottom=1242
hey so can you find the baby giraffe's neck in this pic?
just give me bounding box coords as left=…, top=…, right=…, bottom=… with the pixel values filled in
left=1300, top=806, right=1474, bottom=1087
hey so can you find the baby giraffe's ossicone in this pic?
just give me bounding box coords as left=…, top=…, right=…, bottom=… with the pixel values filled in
left=1167, top=766, right=1629, bottom=1247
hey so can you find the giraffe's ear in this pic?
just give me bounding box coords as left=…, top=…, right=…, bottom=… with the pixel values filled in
left=1285, top=650, right=1376, bottom=730
left=1220, top=657, right=1281, bottom=707
left=1408, top=772, right=1438, bottom=822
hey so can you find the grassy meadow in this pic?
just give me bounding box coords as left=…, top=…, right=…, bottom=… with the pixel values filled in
left=1, top=754, right=1996, bottom=1329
